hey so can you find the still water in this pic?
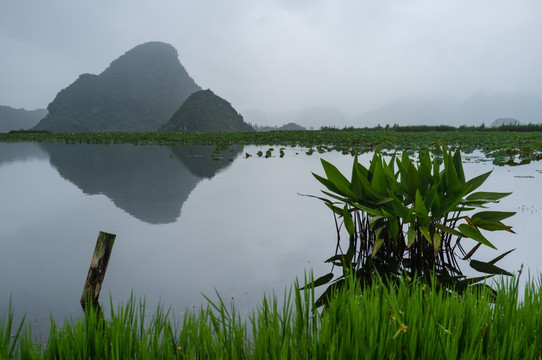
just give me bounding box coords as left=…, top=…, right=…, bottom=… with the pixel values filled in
left=0, top=143, right=540, bottom=339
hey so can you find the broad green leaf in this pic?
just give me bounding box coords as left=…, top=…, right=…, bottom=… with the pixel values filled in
left=470, top=218, right=513, bottom=232
left=434, top=223, right=462, bottom=237
left=324, top=202, right=343, bottom=216
left=472, top=211, right=516, bottom=222
left=452, top=148, right=466, bottom=184
left=418, top=150, right=432, bottom=189
left=395, top=153, right=410, bottom=182
left=313, top=172, right=341, bottom=195
left=324, top=251, right=355, bottom=266
left=343, top=205, right=355, bottom=236
left=388, top=215, right=400, bottom=238
left=443, top=152, right=463, bottom=195
left=414, top=189, right=429, bottom=218
left=406, top=227, right=416, bottom=248
left=488, top=248, right=515, bottom=265
left=300, top=272, right=333, bottom=289
left=464, top=170, right=492, bottom=194
left=356, top=168, right=387, bottom=200
left=466, top=191, right=512, bottom=202
left=461, top=199, right=493, bottom=208
left=406, top=163, right=421, bottom=199
left=324, top=254, right=345, bottom=263
left=461, top=243, right=482, bottom=260
left=319, top=190, right=349, bottom=203
left=436, top=192, right=466, bottom=218
left=432, top=158, right=441, bottom=182
left=458, top=223, right=497, bottom=249
left=370, top=157, right=388, bottom=194
left=424, top=186, right=438, bottom=213
left=382, top=156, right=397, bottom=182
left=352, top=202, right=384, bottom=217
left=371, top=227, right=384, bottom=258
left=376, top=198, right=394, bottom=205
left=420, top=226, right=432, bottom=245
left=350, top=157, right=364, bottom=198
left=368, top=152, right=382, bottom=175
left=431, top=186, right=442, bottom=213
left=452, top=276, right=495, bottom=291
left=432, top=231, right=442, bottom=255
left=470, top=260, right=512, bottom=276
left=320, top=159, right=356, bottom=198
left=390, top=198, right=410, bottom=220
left=298, top=192, right=333, bottom=204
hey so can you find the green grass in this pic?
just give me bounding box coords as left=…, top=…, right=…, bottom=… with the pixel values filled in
left=2, top=275, right=542, bottom=359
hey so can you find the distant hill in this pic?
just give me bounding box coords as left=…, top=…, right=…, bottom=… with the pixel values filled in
left=253, top=122, right=306, bottom=131
left=34, top=42, right=200, bottom=132
left=161, top=89, right=254, bottom=132
left=490, top=118, right=522, bottom=127
left=353, top=91, right=542, bottom=127
left=242, top=106, right=349, bottom=130
left=0, top=105, right=47, bottom=133
left=296, top=106, right=349, bottom=129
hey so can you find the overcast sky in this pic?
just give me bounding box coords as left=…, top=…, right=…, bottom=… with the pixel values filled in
left=1, top=0, right=542, bottom=118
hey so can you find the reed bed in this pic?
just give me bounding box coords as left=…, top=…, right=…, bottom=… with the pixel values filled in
left=2, top=275, right=542, bottom=359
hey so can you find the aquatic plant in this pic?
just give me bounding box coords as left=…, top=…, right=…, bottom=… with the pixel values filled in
left=1, top=129, right=542, bottom=163
left=306, top=148, right=516, bottom=306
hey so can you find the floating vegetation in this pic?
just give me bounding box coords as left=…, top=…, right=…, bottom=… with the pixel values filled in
left=1, top=129, right=542, bottom=164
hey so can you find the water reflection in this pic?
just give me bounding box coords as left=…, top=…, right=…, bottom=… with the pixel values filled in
left=38, top=143, right=242, bottom=224
left=0, top=142, right=48, bottom=166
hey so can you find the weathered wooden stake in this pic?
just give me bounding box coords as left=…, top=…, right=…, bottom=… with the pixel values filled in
left=80, top=231, right=116, bottom=311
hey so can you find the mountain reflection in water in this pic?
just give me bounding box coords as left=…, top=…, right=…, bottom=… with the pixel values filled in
left=38, top=143, right=242, bottom=224
left=0, top=142, right=48, bottom=166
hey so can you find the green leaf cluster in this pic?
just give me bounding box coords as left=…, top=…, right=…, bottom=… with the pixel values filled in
left=307, top=148, right=516, bottom=306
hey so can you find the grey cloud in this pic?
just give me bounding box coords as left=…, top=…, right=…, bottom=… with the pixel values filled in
left=1, top=0, right=542, bottom=125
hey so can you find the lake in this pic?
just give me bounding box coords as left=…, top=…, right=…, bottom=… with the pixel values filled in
left=0, top=142, right=540, bottom=339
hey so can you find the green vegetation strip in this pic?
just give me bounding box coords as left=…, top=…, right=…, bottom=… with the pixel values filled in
left=2, top=275, right=542, bottom=359
left=2, top=129, right=542, bottom=163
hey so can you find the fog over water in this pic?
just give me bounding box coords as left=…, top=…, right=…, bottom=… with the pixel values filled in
left=2, top=1, right=542, bottom=127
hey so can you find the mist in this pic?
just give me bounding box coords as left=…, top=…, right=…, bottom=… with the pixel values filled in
left=1, top=0, right=542, bottom=127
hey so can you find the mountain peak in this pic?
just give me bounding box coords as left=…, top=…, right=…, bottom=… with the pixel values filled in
left=34, top=42, right=200, bottom=132
left=161, top=89, right=254, bottom=132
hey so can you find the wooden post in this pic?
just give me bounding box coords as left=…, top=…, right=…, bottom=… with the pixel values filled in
left=80, top=231, right=116, bottom=311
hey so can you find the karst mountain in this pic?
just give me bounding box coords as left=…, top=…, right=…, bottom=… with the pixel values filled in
left=34, top=42, right=201, bottom=132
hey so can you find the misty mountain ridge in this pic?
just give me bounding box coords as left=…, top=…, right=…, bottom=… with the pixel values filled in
left=161, top=89, right=253, bottom=132
left=243, top=91, right=541, bottom=129
left=34, top=41, right=201, bottom=132
left=490, top=118, right=522, bottom=127
left=242, top=106, right=350, bottom=130
left=253, top=122, right=306, bottom=131
left=352, top=91, right=542, bottom=128
left=0, top=105, right=47, bottom=133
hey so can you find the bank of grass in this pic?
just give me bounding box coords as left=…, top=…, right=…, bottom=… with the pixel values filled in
left=2, top=275, right=542, bottom=359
